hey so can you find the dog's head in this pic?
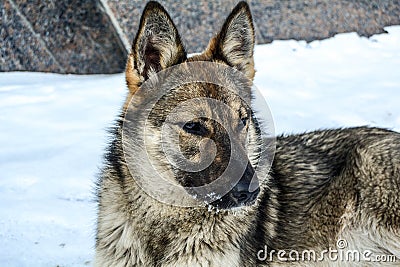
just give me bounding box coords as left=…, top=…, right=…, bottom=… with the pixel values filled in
left=124, top=1, right=263, bottom=210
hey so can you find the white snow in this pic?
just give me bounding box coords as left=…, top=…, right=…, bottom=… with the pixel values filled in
left=1, top=26, right=399, bottom=266
left=254, top=26, right=400, bottom=134
left=0, top=74, right=126, bottom=266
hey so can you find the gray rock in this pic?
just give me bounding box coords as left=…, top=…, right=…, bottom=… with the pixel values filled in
left=1, top=0, right=127, bottom=73
left=1, top=0, right=399, bottom=73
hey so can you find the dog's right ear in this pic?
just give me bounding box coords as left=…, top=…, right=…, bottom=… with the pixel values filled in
left=206, top=1, right=255, bottom=80
left=126, top=1, right=186, bottom=93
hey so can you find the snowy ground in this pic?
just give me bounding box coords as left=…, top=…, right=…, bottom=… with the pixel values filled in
left=0, top=26, right=399, bottom=267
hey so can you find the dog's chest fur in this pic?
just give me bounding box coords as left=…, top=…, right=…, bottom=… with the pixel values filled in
left=96, top=172, right=254, bottom=266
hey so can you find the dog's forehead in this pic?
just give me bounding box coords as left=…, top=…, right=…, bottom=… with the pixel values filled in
left=168, top=82, right=247, bottom=111
left=171, top=82, right=245, bottom=100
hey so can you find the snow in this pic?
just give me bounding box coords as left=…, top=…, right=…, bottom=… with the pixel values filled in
left=0, top=26, right=399, bottom=266
left=0, top=75, right=126, bottom=266
left=254, top=26, right=400, bottom=134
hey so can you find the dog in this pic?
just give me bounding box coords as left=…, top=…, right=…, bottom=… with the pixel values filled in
left=95, top=1, right=400, bottom=266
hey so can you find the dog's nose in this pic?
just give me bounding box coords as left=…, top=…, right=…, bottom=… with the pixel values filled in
left=231, top=184, right=260, bottom=204
left=229, top=161, right=260, bottom=204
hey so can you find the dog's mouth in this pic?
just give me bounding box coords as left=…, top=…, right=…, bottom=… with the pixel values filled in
left=206, top=161, right=260, bottom=210
left=209, top=187, right=260, bottom=210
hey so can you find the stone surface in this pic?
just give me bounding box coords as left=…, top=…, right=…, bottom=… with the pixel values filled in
left=1, top=0, right=127, bottom=73
left=1, top=0, right=399, bottom=73
left=250, top=0, right=400, bottom=44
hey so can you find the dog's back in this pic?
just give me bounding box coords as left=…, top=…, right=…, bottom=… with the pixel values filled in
left=270, top=127, right=400, bottom=263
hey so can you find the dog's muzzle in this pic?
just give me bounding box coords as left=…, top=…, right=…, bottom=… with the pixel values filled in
left=210, top=162, right=260, bottom=209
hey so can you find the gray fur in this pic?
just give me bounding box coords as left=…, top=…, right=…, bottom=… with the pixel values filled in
left=95, top=1, right=400, bottom=266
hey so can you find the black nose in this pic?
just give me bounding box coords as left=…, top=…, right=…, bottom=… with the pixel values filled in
left=230, top=162, right=260, bottom=205
left=231, top=184, right=260, bottom=204
left=209, top=161, right=260, bottom=209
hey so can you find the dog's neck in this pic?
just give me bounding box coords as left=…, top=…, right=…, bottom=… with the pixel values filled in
left=96, top=162, right=263, bottom=266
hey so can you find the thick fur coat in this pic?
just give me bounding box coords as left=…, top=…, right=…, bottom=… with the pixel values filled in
left=95, top=2, right=400, bottom=266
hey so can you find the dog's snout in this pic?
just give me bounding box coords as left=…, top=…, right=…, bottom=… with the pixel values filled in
left=233, top=180, right=253, bottom=194
left=209, top=161, right=260, bottom=209
left=230, top=162, right=260, bottom=205
left=231, top=185, right=260, bottom=204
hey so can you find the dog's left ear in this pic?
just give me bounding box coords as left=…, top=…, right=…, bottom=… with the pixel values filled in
left=211, top=1, right=255, bottom=80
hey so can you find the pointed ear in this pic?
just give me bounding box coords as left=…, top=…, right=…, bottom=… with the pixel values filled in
left=211, top=1, right=255, bottom=80
left=126, top=1, right=186, bottom=90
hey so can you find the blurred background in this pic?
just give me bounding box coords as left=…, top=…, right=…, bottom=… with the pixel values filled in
left=2, top=0, right=400, bottom=74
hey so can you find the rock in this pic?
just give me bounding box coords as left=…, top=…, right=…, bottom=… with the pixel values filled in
left=1, top=0, right=399, bottom=74
left=1, top=0, right=127, bottom=74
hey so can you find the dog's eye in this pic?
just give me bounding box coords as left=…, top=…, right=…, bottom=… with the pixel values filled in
left=183, top=121, right=208, bottom=136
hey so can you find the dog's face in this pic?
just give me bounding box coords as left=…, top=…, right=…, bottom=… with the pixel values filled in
left=125, top=1, right=261, bottom=209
